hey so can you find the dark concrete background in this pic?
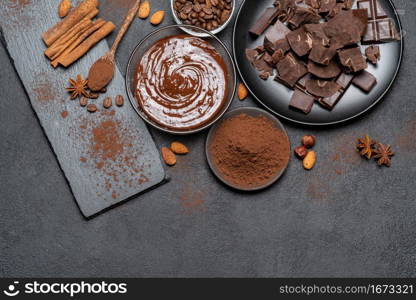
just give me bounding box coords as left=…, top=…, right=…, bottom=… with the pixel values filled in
left=1, top=0, right=415, bottom=277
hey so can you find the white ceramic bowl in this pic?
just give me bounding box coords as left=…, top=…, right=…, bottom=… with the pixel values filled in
left=170, top=0, right=236, bottom=37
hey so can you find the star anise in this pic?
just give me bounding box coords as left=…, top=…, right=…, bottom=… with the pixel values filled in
left=373, top=143, right=394, bottom=167
left=357, top=135, right=375, bottom=159
left=66, top=74, right=89, bottom=99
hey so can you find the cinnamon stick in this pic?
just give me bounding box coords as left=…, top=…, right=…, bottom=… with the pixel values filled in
left=42, top=0, right=99, bottom=47
left=54, top=21, right=115, bottom=68
left=51, top=18, right=107, bottom=67
left=45, top=18, right=93, bottom=59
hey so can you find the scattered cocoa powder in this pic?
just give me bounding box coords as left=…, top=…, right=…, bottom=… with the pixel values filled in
left=210, top=113, right=290, bottom=189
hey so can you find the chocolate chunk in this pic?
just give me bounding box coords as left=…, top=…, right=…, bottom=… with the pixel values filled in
left=319, top=91, right=343, bottom=110
left=358, top=0, right=400, bottom=43
left=288, top=6, right=320, bottom=28
left=245, top=48, right=258, bottom=63
left=319, top=73, right=355, bottom=110
left=289, top=89, right=316, bottom=114
left=253, top=54, right=274, bottom=74
left=274, top=0, right=297, bottom=22
left=304, top=23, right=330, bottom=47
left=276, top=53, right=308, bottom=87
left=352, top=70, right=377, bottom=93
left=259, top=71, right=271, bottom=80
left=338, top=47, right=368, bottom=73
left=249, top=7, right=280, bottom=36
left=352, top=9, right=370, bottom=36
left=264, top=21, right=291, bottom=53
left=319, top=0, right=336, bottom=14
left=305, top=0, right=320, bottom=10
left=272, top=48, right=286, bottom=64
left=327, top=3, right=344, bottom=19
left=365, top=45, right=380, bottom=64
left=335, top=72, right=355, bottom=89
left=263, top=52, right=275, bottom=67
left=286, top=26, right=313, bottom=57
left=308, top=44, right=337, bottom=65
left=305, top=79, right=341, bottom=97
left=308, top=60, right=342, bottom=79
left=324, top=11, right=362, bottom=48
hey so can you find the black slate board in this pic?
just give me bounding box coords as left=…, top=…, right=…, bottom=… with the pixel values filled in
left=0, top=0, right=166, bottom=218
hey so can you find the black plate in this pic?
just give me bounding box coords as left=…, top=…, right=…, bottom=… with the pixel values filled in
left=233, top=0, right=403, bottom=126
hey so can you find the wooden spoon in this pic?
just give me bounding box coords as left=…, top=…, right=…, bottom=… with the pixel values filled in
left=88, top=0, right=141, bottom=92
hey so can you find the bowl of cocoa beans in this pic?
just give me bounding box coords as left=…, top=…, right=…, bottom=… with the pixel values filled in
left=171, top=0, right=235, bottom=36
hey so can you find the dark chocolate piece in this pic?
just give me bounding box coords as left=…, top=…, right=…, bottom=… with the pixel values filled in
left=327, top=3, right=344, bottom=18
left=357, top=0, right=400, bottom=43
left=319, top=73, right=355, bottom=110
left=365, top=45, right=380, bottom=64
left=304, top=23, right=330, bottom=47
left=264, top=21, right=291, bottom=53
left=259, top=71, right=271, bottom=80
left=335, top=72, right=355, bottom=89
left=263, top=52, right=275, bottom=67
left=274, top=0, right=297, bottom=22
left=319, top=91, right=343, bottom=109
left=305, top=79, right=341, bottom=97
left=352, top=70, right=377, bottom=92
left=272, top=49, right=286, bottom=64
left=319, top=0, right=337, bottom=14
left=276, top=53, right=308, bottom=87
left=324, top=11, right=363, bottom=48
left=245, top=48, right=258, bottom=63
left=289, top=89, right=316, bottom=114
left=338, top=47, right=368, bottom=73
left=253, top=54, right=274, bottom=74
left=308, top=60, right=342, bottom=79
left=352, top=9, right=370, bottom=36
left=249, top=7, right=280, bottom=36
left=305, top=0, right=320, bottom=10
left=308, top=44, right=337, bottom=65
left=286, top=26, right=313, bottom=57
left=288, top=6, right=320, bottom=28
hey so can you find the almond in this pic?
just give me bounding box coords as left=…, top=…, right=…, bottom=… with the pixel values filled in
left=161, top=147, right=176, bottom=166
left=138, top=0, right=151, bottom=19
left=303, top=151, right=316, bottom=170
left=171, top=142, right=189, bottom=155
left=58, top=0, right=72, bottom=18
left=150, top=10, right=165, bottom=25
left=238, top=83, right=248, bottom=100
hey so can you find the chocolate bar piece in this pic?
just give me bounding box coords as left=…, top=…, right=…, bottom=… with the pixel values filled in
left=288, top=6, right=320, bottom=28
left=289, top=89, right=316, bottom=114
left=286, top=26, right=313, bottom=57
left=308, top=60, right=342, bottom=79
left=352, top=70, right=377, bottom=92
left=309, top=44, right=337, bottom=65
left=304, top=23, right=330, bottom=47
left=319, top=73, right=355, bottom=110
left=276, top=53, right=308, bottom=87
left=305, top=79, right=341, bottom=97
left=319, top=0, right=337, bottom=14
left=264, top=21, right=291, bottom=53
left=338, top=47, right=368, bottom=73
left=357, top=0, right=400, bottom=43
left=249, top=7, right=280, bottom=36
left=324, top=11, right=363, bottom=48
left=365, top=45, right=380, bottom=64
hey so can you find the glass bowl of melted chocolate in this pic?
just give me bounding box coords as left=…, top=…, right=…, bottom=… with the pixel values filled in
left=126, top=24, right=236, bottom=134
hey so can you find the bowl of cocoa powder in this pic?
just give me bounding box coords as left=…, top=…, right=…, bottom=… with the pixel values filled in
left=171, top=0, right=235, bottom=37
left=206, top=107, right=291, bottom=191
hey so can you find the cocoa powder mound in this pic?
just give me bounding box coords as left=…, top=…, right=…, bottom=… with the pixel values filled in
left=210, top=113, right=290, bottom=189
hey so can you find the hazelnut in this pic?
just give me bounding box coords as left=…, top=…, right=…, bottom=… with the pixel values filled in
left=294, top=146, right=308, bottom=159
left=301, top=135, right=316, bottom=148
